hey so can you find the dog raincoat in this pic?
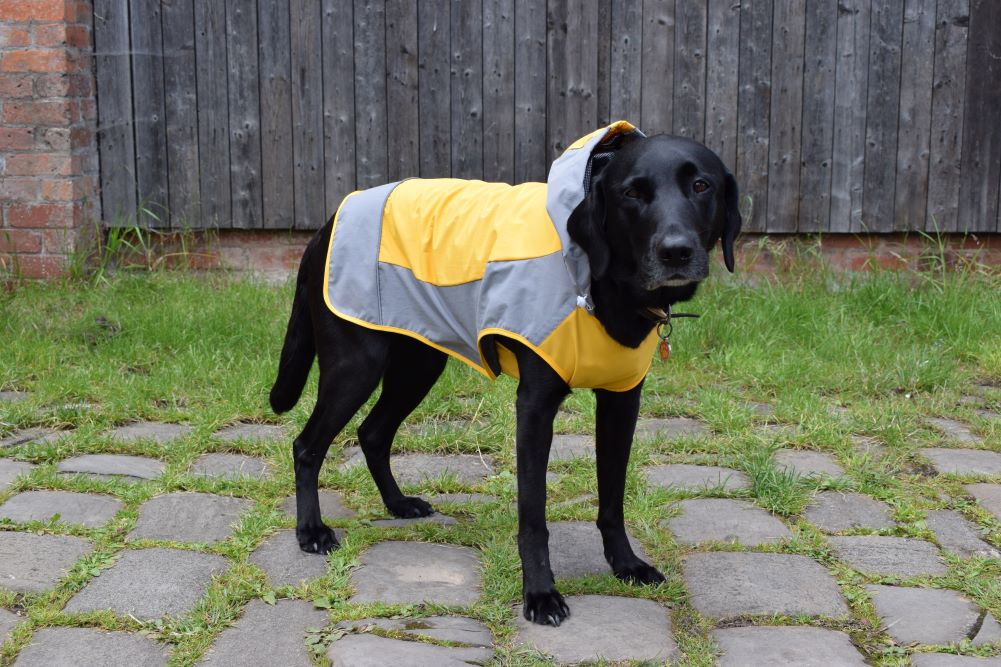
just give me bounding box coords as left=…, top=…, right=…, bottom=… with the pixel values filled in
left=323, top=121, right=660, bottom=392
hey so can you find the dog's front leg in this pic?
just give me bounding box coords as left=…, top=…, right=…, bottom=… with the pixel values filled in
left=512, top=343, right=571, bottom=626
left=594, top=383, right=666, bottom=585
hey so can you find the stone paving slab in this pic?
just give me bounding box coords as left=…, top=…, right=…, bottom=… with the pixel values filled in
left=327, top=634, right=493, bottom=667
left=0, top=533, right=91, bottom=593
left=547, top=521, right=648, bottom=579
left=829, top=536, right=948, bottom=577
left=928, top=417, right=982, bottom=444
left=341, top=450, right=496, bottom=486
left=56, top=454, right=164, bottom=482
left=336, top=616, right=492, bottom=647
left=371, top=514, right=458, bottom=527
left=965, top=484, right=1001, bottom=522
left=0, top=391, right=29, bottom=403
left=514, top=595, right=676, bottom=664
left=0, top=460, right=36, bottom=492
left=921, top=448, right=1001, bottom=476
left=665, top=498, right=791, bottom=546
left=349, top=541, right=481, bottom=605
left=281, top=491, right=356, bottom=520
left=867, top=585, right=1001, bottom=645
left=635, top=417, right=710, bottom=439
left=190, top=453, right=269, bottom=480
left=428, top=493, right=498, bottom=505
left=0, top=490, right=123, bottom=528
left=683, top=552, right=848, bottom=618
left=108, top=422, right=191, bottom=443
left=851, top=435, right=889, bottom=460
left=549, top=434, right=593, bottom=462
left=0, top=428, right=66, bottom=448
left=925, top=510, right=1000, bottom=558
left=404, top=418, right=488, bottom=436
left=713, top=626, right=866, bottom=666
left=213, top=423, right=286, bottom=442
left=1, top=608, right=21, bottom=644
left=747, top=402, right=775, bottom=418
left=13, top=627, right=168, bottom=666
left=130, top=493, right=253, bottom=544
left=803, top=492, right=895, bottom=532
left=643, top=464, right=751, bottom=492
left=912, top=656, right=1001, bottom=667
left=200, top=599, right=326, bottom=666
left=977, top=409, right=1001, bottom=422
left=773, top=450, right=844, bottom=477
left=248, top=530, right=329, bottom=586
left=65, top=547, right=229, bottom=620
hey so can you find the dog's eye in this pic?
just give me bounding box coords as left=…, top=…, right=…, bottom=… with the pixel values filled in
left=623, top=187, right=641, bottom=199
left=693, top=179, right=710, bottom=194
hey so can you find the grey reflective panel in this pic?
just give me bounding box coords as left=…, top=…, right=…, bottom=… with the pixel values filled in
left=326, top=182, right=400, bottom=323
left=479, top=252, right=576, bottom=346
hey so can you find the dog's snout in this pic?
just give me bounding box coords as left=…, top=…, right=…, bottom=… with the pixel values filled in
left=656, top=237, right=694, bottom=268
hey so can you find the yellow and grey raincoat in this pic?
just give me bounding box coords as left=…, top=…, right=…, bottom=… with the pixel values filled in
left=323, top=121, right=660, bottom=392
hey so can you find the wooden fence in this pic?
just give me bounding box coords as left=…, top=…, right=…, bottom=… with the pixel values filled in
left=93, top=0, right=1001, bottom=234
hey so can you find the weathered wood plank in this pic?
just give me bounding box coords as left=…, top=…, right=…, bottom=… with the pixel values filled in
left=958, top=0, right=1001, bottom=232
left=596, top=0, right=612, bottom=127
left=386, top=1, right=419, bottom=182
left=129, top=0, right=168, bottom=227
left=926, top=0, right=968, bottom=232
left=674, top=1, right=706, bottom=141
left=483, top=0, right=515, bottom=182
left=93, top=0, right=137, bottom=225
left=258, top=0, right=293, bottom=229
left=322, top=0, right=356, bottom=215
left=830, top=0, right=871, bottom=232
left=353, top=1, right=388, bottom=188
left=610, top=1, right=642, bottom=124
left=451, top=0, right=483, bottom=179
left=798, top=0, right=838, bottom=232
left=640, top=0, right=674, bottom=135
left=892, top=0, right=936, bottom=232
left=766, top=0, right=805, bottom=232
left=861, top=0, right=904, bottom=233
left=194, top=0, right=230, bottom=228
left=160, top=0, right=199, bottom=229
left=226, top=0, right=263, bottom=229
left=736, top=0, right=773, bottom=233
left=705, top=0, right=740, bottom=173
left=514, top=0, right=545, bottom=182
left=291, top=0, right=325, bottom=228
left=419, top=0, right=451, bottom=178
left=546, top=0, right=598, bottom=162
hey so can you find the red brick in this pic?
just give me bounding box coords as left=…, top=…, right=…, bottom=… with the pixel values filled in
left=34, top=72, right=92, bottom=97
left=0, top=49, right=67, bottom=73
left=2, top=99, right=73, bottom=126
left=0, top=75, right=33, bottom=98
left=7, top=203, right=74, bottom=228
left=7, top=254, right=67, bottom=278
left=33, top=23, right=89, bottom=48
left=38, top=127, right=70, bottom=150
left=0, top=176, right=41, bottom=201
left=0, top=26, right=31, bottom=47
left=5, top=153, right=75, bottom=176
left=41, top=228, right=73, bottom=253
left=0, top=127, right=34, bottom=150
left=0, top=0, right=67, bottom=22
left=40, top=178, right=75, bottom=201
left=64, top=0, right=91, bottom=23
left=0, top=229, right=42, bottom=254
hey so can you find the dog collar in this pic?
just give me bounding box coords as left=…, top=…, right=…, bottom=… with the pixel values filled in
left=643, top=306, right=700, bottom=361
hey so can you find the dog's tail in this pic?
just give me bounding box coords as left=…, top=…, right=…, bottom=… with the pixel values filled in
left=269, top=246, right=316, bottom=414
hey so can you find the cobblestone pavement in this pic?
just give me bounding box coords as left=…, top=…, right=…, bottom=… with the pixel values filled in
left=2, top=390, right=1001, bottom=666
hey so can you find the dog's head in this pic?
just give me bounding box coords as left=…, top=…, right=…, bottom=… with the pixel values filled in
left=568, top=133, right=741, bottom=307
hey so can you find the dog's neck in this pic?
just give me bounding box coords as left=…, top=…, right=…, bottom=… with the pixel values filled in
left=589, top=276, right=698, bottom=349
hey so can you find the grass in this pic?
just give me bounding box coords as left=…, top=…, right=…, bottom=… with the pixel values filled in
left=0, top=260, right=1000, bottom=665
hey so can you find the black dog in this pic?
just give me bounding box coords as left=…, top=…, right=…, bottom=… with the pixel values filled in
left=270, top=132, right=740, bottom=626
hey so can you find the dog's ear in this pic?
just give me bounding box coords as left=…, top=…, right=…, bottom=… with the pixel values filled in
left=722, top=171, right=742, bottom=273
left=568, top=172, right=610, bottom=280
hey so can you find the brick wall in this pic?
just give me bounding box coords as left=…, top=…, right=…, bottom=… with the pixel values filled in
left=0, top=0, right=97, bottom=279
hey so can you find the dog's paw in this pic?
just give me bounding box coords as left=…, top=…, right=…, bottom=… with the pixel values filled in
left=297, top=525, right=339, bottom=555
left=523, top=589, right=570, bottom=626
left=386, top=496, right=435, bottom=518
left=613, top=559, right=666, bottom=586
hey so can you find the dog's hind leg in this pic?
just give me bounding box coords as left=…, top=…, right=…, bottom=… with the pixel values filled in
left=357, top=335, right=448, bottom=518
left=294, top=319, right=391, bottom=554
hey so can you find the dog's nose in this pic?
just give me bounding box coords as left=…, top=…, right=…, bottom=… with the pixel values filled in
left=657, top=237, right=694, bottom=268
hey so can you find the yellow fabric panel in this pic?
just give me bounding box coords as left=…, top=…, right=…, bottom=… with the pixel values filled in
left=565, top=120, right=637, bottom=150
left=378, top=178, right=561, bottom=286
left=495, top=308, right=659, bottom=392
